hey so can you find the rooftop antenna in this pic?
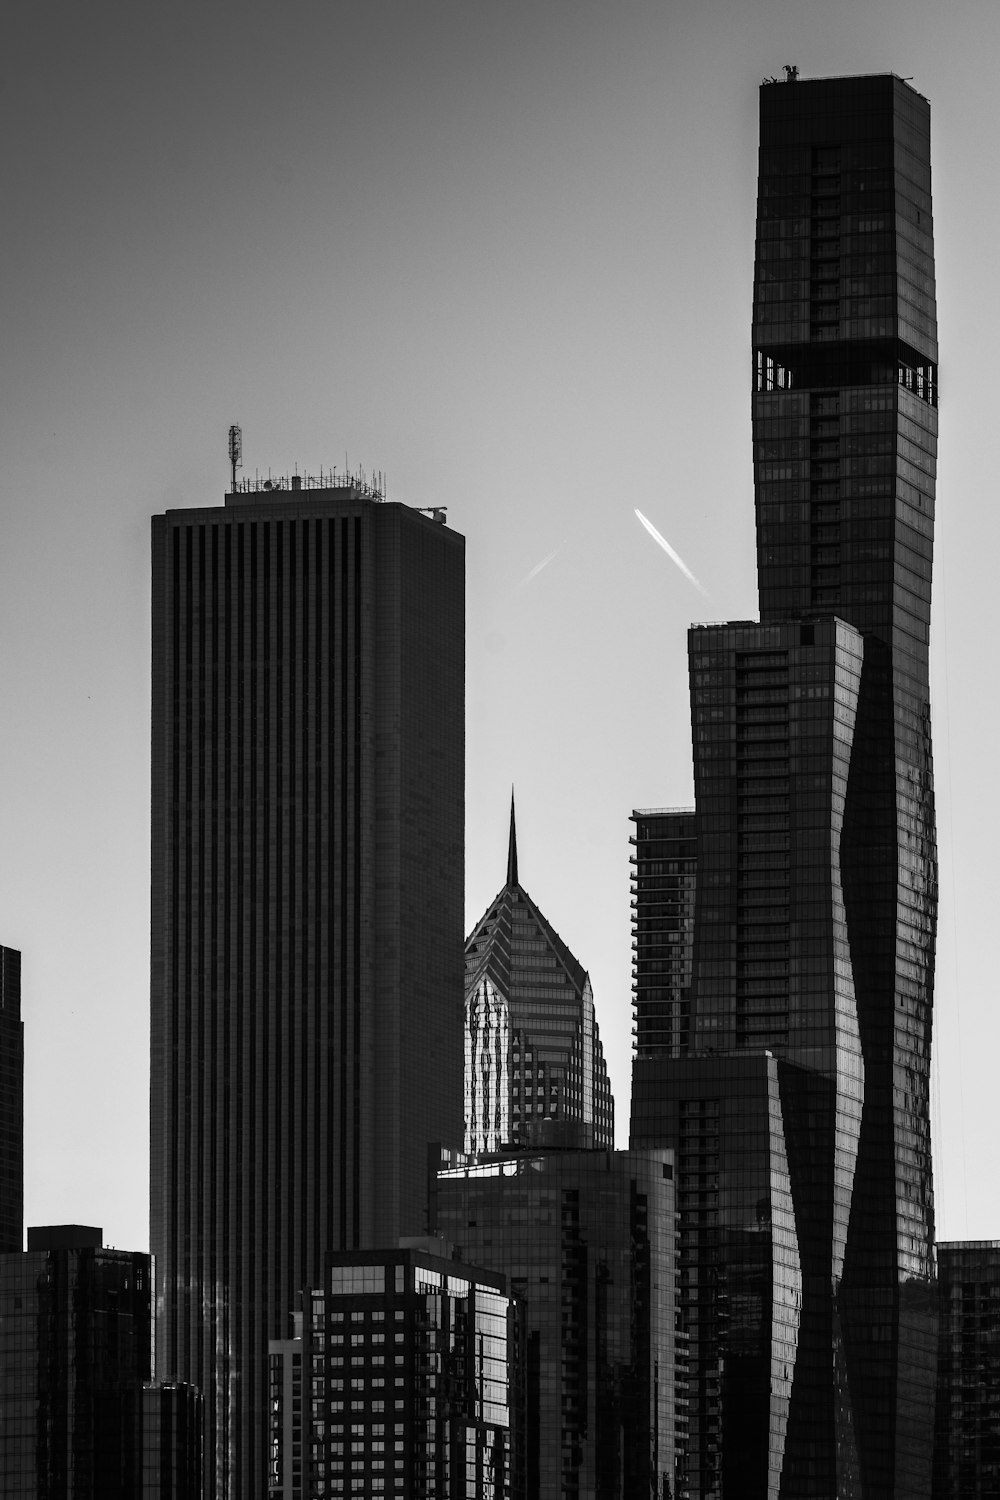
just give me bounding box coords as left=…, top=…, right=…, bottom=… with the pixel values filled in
left=228, top=425, right=243, bottom=492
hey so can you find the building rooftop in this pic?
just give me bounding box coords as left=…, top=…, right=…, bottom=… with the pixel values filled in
left=229, top=465, right=385, bottom=501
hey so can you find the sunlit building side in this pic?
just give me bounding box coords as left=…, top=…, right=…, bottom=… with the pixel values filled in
left=269, top=1245, right=523, bottom=1499
left=464, top=800, right=613, bottom=1154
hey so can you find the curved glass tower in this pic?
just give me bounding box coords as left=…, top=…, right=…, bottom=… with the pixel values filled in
left=632, top=74, right=938, bottom=1499
left=754, top=75, right=938, bottom=1499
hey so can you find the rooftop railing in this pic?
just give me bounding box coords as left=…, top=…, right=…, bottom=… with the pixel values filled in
left=231, top=465, right=385, bottom=501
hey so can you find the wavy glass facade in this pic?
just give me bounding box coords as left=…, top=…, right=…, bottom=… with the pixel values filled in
left=464, top=803, right=613, bottom=1153
left=633, top=1057, right=800, bottom=1496
left=150, top=484, right=466, bottom=1499
left=631, top=74, right=939, bottom=1499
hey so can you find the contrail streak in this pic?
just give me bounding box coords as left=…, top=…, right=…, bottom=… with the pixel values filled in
left=634, top=509, right=709, bottom=598
left=516, top=544, right=563, bottom=590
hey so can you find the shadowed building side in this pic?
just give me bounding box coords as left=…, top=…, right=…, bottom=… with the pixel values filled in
left=0, top=1227, right=165, bottom=1497
left=933, top=1242, right=1000, bottom=1498
left=753, top=75, right=939, bottom=1499
left=150, top=479, right=465, bottom=1499
left=0, top=947, right=23, bottom=1254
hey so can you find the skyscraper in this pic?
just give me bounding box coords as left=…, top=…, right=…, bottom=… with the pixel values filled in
left=269, top=1244, right=524, bottom=1499
left=632, top=74, right=938, bottom=1498
left=463, top=799, right=614, bottom=1153
left=630, top=810, right=696, bottom=1059
left=0, top=945, right=23, bottom=1253
left=138, top=1384, right=205, bottom=1500
left=0, top=1226, right=154, bottom=1497
left=434, top=1148, right=681, bottom=1499
left=150, top=473, right=466, bottom=1498
left=933, top=1241, right=1000, bottom=1498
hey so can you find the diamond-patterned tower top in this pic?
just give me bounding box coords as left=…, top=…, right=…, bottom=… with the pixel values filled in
left=464, top=797, right=614, bottom=1154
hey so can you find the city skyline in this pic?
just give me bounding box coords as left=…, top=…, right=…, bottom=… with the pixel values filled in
left=3, top=2, right=999, bottom=1254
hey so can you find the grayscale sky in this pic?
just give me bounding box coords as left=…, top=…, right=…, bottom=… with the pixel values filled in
left=1, top=0, right=996, bottom=1252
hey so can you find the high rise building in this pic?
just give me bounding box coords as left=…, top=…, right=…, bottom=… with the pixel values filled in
left=150, top=473, right=466, bottom=1498
left=268, top=1243, right=523, bottom=1500
left=631, top=73, right=939, bottom=1498
left=137, top=1384, right=205, bottom=1500
left=932, top=1241, right=1000, bottom=1499
left=0, top=945, right=23, bottom=1253
left=464, top=799, right=614, bottom=1153
left=0, top=1226, right=154, bottom=1497
left=0, top=1225, right=202, bottom=1498
left=630, top=810, right=697, bottom=1059
left=433, top=1147, right=682, bottom=1500
left=267, top=1312, right=304, bottom=1500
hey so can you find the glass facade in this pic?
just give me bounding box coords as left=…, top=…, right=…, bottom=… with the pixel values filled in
left=150, top=486, right=466, bottom=1498
left=933, top=1242, right=1000, bottom=1499
left=138, top=1383, right=205, bottom=1500
left=633, top=1058, right=801, bottom=1497
left=434, top=1149, right=682, bottom=1499
left=631, top=74, right=938, bottom=1499
left=0, top=1227, right=154, bottom=1497
left=464, top=801, right=614, bottom=1154
left=269, top=1247, right=522, bottom=1499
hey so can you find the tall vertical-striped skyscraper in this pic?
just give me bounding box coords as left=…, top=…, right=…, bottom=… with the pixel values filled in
left=150, top=473, right=465, bottom=1498
left=632, top=75, right=939, bottom=1498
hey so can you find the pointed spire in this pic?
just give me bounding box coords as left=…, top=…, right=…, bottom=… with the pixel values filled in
left=507, top=788, right=518, bottom=889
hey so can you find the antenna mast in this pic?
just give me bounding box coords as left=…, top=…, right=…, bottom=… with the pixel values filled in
left=228, top=424, right=243, bottom=491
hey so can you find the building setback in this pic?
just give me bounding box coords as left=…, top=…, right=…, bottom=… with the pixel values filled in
left=433, top=1148, right=682, bottom=1500
left=464, top=800, right=614, bottom=1154
left=150, top=475, right=466, bottom=1498
left=631, top=74, right=939, bottom=1499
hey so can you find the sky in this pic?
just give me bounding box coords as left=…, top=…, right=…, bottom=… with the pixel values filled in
left=1, top=0, right=998, bottom=1253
